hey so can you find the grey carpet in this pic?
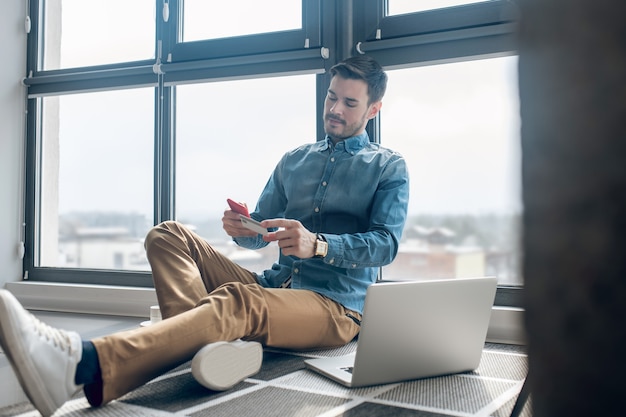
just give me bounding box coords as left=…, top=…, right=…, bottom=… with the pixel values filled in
left=0, top=343, right=530, bottom=417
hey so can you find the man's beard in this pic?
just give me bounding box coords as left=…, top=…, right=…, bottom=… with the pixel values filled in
left=323, top=113, right=367, bottom=142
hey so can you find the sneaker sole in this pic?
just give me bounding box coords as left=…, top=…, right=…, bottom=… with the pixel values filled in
left=0, top=293, right=58, bottom=417
left=191, top=340, right=262, bottom=391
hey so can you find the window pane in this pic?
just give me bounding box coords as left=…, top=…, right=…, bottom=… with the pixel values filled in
left=387, top=0, right=492, bottom=15
left=381, top=56, right=522, bottom=285
left=183, top=0, right=302, bottom=42
left=42, top=0, right=155, bottom=70
left=39, top=89, right=154, bottom=271
left=175, top=75, right=315, bottom=271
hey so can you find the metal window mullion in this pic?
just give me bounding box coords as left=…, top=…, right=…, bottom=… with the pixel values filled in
left=356, top=22, right=516, bottom=54
left=160, top=48, right=328, bottom=86
left=23, top=97, right=39, bottom=277
left=153, top=83, right=175, bottom=225
left=24, top=65, right=158, bottom=97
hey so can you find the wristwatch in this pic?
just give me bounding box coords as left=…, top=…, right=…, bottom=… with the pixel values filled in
left=314, top=233, right=328, bottom=258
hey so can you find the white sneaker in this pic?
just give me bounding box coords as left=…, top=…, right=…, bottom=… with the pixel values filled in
left=191, top=340, right=262, bottom=391
left=0, top=290, right=83, bottom=417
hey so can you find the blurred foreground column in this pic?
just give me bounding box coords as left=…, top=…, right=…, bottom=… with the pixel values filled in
left=518, top=0, right=626, bottom=416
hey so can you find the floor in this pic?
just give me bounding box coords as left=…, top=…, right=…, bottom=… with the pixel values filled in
left=0, top=312, right=531, bottom=417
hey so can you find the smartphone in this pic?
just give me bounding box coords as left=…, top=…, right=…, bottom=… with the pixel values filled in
left=227, top=198, right=250, bottom=218
left=240, top=215, right=268, bottom=235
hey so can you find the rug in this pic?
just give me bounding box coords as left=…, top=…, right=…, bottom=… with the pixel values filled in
left=0, top=342, right=530, bottom=417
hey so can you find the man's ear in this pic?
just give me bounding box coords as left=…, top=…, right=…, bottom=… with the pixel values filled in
left=367, top=101, right=382, bottom=120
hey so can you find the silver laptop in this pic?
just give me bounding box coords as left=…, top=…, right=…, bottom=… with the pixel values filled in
left=305, top=276, right=497, bottom=387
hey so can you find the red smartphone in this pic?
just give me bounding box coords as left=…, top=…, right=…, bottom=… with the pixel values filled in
left=227, top=198, right=250, bottom=217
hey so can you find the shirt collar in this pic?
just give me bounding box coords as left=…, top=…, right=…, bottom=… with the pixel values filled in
left=317, top=132, right=370, bottom=153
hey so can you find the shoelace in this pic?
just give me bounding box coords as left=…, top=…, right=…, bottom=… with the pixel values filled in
left=31, top=313, right=74, bottom=353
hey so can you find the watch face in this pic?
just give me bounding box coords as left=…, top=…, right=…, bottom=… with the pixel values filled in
left=316, top=239, right=328, bottom=257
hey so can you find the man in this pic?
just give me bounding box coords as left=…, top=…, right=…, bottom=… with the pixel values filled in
left=0, top=55, right=409, bottom=417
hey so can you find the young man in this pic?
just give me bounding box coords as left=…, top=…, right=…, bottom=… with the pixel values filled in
left=0, top=55, right=409, bottom=417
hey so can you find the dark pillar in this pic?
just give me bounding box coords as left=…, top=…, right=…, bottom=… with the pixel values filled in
left=518, top=1, right=626, bottom=416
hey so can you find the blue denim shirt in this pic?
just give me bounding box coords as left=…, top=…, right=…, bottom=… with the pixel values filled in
left=234, top=132, right=409, bottom=314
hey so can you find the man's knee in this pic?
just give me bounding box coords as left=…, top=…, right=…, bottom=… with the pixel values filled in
left=144, top=220, right=181, bottom=251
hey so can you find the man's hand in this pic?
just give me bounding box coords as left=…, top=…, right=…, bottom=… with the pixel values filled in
left=261, top=219, right=317, bottom=258
left=222, top=208, right=258, bottom=237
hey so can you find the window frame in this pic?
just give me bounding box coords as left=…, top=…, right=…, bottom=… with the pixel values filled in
left=172, top=0, right=322, bottom=60
left=23, top=0, right=522, bottom=306
left=355, top=1, right=518, bottom=68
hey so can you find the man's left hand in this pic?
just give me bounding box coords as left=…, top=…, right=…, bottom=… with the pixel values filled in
left=261, top=219, right=317, bottom=258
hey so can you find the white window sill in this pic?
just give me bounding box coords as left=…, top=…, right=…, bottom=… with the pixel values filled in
left=5, top=281, right=526, bottom=345
left=6, top=281, right=157, bottom=318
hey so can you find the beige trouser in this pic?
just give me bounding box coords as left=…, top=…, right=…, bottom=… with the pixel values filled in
left=87, top=221, right=361, bottom=405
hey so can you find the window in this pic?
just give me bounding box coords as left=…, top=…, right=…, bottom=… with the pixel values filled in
left=172, top=0, right=321, bottom=63
left=24, top=0, right=521, bottom=305
left=381, top=56, right=521, bottom=286
left=175, top=75, right=315, bottom=221
left=175, top=75, right=315, bottom=271
left=41, top=0, right=155, bottom=70
left=38, top=89, right=154, bottom=271
left=387, top=0, right=492, bottom=15
left=183, top=0, right=302, bottom=41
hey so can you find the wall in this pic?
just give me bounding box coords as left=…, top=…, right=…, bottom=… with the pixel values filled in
left=0, top=1, right=27, bottom=288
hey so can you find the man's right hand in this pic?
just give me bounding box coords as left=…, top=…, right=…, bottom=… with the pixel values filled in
left=222, top=208, right=258, bottom=237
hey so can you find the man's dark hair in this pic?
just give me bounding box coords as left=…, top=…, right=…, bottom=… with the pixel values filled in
left=329, top=55, right=388, bottom=104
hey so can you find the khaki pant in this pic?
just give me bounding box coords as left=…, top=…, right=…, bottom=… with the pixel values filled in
left=88, top=221, right=361, bottom=405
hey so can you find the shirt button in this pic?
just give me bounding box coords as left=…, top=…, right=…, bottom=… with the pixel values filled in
left=329, top=258, right=335, bottom=264
left=351, top=263, right=357, bottom=268
left=322, top=181, right=327, bottom=186
left=330, top=157, right=335, bottom=162
left=314, top=207, right=320, bottom=213
left=294, top=268, right=299, bottom=274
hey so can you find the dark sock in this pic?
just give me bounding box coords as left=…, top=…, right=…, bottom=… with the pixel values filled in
left=75, top=341, right=102, bottom=386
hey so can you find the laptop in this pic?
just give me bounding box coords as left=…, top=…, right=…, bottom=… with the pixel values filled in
left=305, top=276, right=497, bottom=387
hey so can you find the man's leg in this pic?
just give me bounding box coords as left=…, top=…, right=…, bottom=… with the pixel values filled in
left=144, top=220, right=258, bottom=318
left=88, top=283, right=360, bottom=405
left=143, top=220, right=361, bottom=347
left=250, top=287, right=362, bottom=350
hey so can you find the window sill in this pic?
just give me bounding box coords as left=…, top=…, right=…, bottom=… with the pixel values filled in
left=6, top=281, right=157, bottom=318
left=5, top=281, right=526, bottom=345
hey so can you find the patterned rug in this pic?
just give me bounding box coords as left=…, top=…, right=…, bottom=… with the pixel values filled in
left=0, top=342, right=530, bottom=417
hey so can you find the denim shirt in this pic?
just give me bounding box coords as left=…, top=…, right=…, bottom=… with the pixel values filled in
left=234, top=132, right=409, bottom=314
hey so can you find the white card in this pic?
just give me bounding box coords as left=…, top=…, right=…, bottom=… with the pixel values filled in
left=240, top=215, right=268, bottom=235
